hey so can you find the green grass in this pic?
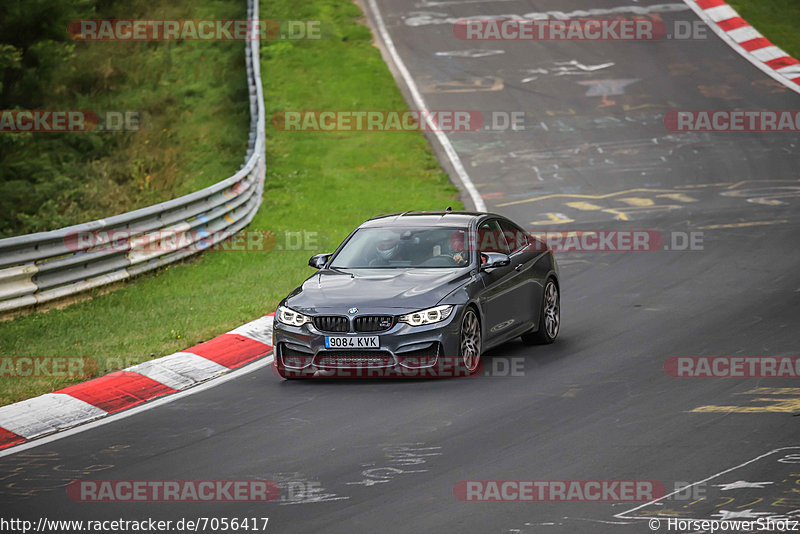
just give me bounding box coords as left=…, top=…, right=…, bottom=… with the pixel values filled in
left=0, top=0, right=249, bottom=237
left=727, top=0, right=800, bottom=59
left=0, top=0, right=462, bottom=406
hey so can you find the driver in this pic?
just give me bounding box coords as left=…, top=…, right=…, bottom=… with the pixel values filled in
left=446, top=230, right=469, bottom=265
left=376, top=237, right=399, bottom=261
left=369, top=234, right=403, bottom=266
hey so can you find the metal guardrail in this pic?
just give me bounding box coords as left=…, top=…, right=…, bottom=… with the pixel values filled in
left=0, top=0, right=266, bottom=314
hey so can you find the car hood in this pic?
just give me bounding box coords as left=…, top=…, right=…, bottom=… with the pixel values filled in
left=284, top=268, right=472, bottom=315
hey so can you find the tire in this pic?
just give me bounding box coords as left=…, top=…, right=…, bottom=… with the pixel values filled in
left=460, top=307, right=482, bottom=375
left=521, top=278, right=560, bottom=345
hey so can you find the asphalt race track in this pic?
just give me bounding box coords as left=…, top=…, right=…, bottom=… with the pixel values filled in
left=3, top=1, right=800, bottom=533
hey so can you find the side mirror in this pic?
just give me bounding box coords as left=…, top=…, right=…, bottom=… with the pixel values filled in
left=479, top=252, right=510, bottom=271
left=308, top=253, right=332, bottom=269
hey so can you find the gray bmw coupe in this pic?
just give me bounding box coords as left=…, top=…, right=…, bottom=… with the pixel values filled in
left=272, top=211, right=559, bottom=379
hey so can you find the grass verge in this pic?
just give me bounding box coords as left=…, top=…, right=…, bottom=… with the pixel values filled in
left=0, top=0, right=249, bottom=237
left=0, top=0, right=462, bottom=406
left=726, top=0, right=800, bottom=59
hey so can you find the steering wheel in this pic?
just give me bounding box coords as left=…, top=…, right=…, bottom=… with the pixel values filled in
left=420, top=255, right=458, bottom=267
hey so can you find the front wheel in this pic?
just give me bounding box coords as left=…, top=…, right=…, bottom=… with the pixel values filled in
left=521, top=279, right=559, bottom=345
left=460, top=308, right=482, bottom=374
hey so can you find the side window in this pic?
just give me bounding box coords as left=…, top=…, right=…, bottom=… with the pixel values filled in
left=498, top=219, right=528, bottom=253
left=477, top=219, right=511, bottom=253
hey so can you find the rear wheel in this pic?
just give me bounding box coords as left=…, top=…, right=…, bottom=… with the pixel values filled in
left=460, top=308, right=482, bottom=374
left=521, top=278, right=559, bottom=345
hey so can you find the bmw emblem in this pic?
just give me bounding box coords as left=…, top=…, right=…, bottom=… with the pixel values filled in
left=348, top=307, right=358, bottom=315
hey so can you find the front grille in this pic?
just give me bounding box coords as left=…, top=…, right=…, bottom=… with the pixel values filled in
left=279, top=344, right=314, bottom=368
left=281, top=344, right=313, bottom=357
left=354, top=315, right=395, bottom=332
left=315, top=350, right=394, bottom=368
left=313, top=316, right=349, bottom=333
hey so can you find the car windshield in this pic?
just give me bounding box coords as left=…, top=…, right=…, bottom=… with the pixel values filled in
left=330, top=226, right=471, bottom=269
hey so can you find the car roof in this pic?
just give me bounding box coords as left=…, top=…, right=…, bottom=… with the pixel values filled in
left=359, top=211, right=503, bottom=228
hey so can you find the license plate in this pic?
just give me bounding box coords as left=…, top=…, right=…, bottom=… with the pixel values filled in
left=324, top=336, right=379, bottom=349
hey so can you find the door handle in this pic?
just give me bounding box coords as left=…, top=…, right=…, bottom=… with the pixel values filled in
left=515, top=263, right=524, bottom=271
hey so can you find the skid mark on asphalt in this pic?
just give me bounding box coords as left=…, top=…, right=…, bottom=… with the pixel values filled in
left=418, top=76, right=503, bottom=93
left=434, top=49, right=504, bottom=58
left=0, top=449, right=116, bottom=498
left=518, top=111, right=671, bottom=134
left=467, top=132, right=796, bottom=193
left=470, top=135, right=692, bottom=172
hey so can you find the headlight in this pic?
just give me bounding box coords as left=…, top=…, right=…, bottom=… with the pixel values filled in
left=398, top=305, right=454, bottom=326
left=277, top=305, right=312, bottom=327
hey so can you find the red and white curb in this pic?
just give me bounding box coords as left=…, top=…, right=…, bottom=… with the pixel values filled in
left=685, top=0, right=800, bottom=93
left=0, top=314, right=274, bottom=450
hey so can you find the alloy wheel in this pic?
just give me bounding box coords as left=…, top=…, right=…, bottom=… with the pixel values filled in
left=460, top=309, right=481, bottom=373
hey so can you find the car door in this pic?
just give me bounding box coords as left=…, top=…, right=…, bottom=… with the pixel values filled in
left=475, top=218, right=527, bottom=344
left=498, top=218, right=544, bottom=330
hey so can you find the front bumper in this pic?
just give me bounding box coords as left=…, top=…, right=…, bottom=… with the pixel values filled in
left=273, top=307, right=464, bottom=376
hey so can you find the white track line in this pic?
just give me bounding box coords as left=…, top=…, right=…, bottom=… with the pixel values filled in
left=614, top=446, right=800, bottom=520
left=366, top=0, right=487, bottom=212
